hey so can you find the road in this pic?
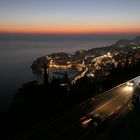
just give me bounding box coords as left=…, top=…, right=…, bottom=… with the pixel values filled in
left=15, top=76, right=140, bottom=140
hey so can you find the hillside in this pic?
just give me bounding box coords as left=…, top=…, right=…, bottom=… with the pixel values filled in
left=112, top=35, right=140, bottom=47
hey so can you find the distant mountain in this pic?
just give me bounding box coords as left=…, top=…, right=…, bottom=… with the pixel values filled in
left=112, top=35, right=140, bottom=47
left=112, top=39, right=131, bottom=47
left=134, top=36, right=140, bottom=42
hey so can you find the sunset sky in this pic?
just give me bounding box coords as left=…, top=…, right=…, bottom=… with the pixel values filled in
left=0, top=0, right=140, bottom=34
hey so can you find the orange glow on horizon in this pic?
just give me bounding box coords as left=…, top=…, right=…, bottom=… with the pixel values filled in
left=1, top=25, right=140, bottom=35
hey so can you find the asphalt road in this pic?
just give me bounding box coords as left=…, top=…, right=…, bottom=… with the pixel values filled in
left=15, top=76, right=140, bottom=140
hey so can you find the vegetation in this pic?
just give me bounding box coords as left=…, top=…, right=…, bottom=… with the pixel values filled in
left=3, top=52, right=140, bottom=139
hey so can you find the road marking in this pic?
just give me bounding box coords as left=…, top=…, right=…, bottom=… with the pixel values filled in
left=108, top=111, right=114, bottom=116
left=124, top=100, right=128, bottom=104
left=91, top=94, right=121, bottom=114
left=128, top=104, right=133, bottom=110
left=116, top=105, right=121, bottom=110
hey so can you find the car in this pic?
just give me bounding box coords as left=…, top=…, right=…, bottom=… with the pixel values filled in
left=80, top=113, right=102, bottom=127
left=126, top=81, right=134, bottom=86
left=80, top=114, right=93, bottom=126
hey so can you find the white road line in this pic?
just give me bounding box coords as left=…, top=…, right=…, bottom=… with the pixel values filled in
left=124, top=100, right=129, bottom=104
left=116, top=105, right=121, bottom=110
left=108, top=111, right=114, bottom=116
left=91, top=94, right=121, bottom=114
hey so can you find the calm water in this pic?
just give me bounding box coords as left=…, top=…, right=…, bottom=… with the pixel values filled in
left=0, top=34, right=136, bottom=112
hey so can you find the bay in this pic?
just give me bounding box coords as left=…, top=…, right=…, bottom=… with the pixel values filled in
left=0, top=34, right=136, bottom=111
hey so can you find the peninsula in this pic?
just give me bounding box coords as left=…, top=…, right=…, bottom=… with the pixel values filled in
left=31, top=36, right=140, bottom=84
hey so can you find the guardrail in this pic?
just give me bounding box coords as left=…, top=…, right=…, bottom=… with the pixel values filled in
left=94, top=75, right=140, bottom=99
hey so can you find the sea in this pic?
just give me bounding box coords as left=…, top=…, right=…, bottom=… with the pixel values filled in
left=0, top=34, right=137, bottom=112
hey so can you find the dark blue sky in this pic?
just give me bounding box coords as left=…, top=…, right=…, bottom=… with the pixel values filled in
left=0, top=0, right=140, bottom=34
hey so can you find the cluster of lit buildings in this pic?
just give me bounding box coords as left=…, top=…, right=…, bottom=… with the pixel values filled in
left=31, top=41, right=140, bottom=84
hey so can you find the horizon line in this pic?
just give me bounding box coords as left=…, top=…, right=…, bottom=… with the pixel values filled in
left=1, top=32, right=140, bottom=35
